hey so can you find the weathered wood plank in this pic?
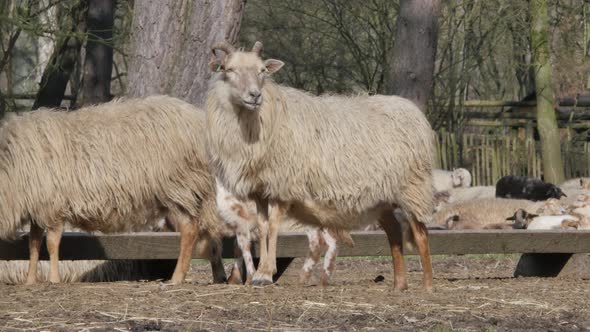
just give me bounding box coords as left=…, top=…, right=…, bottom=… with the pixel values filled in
left=2, top=230, right=590, bottom=260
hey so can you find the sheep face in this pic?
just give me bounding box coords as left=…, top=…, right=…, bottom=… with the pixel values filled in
left=210, top=41, right=284, bottom=111
left=546, top=186, right=567, bottom=200
left=506, top=208, right=538, bottom=229
left=451, top=168, right=472, bottom=188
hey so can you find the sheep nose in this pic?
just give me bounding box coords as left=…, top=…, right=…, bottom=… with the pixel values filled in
left=249, top=90, right=261, bottom=99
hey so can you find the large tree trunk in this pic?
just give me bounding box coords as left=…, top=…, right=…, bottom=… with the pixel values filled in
left=79, top=0, right=114, bottom=106
left=384, top=0, right=441, bottom=112
left=127, top=0, right=245, bottom=106
left=33, top=0, right=87, bottom=109
left=530, top=0, right=564, bottom=184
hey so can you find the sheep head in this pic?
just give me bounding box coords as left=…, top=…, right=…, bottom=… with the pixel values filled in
left=546, top=185, right=567, bottom=200
left=506, top=208, right=537, bottom=229
left=209, top=40, right=284, bottom=111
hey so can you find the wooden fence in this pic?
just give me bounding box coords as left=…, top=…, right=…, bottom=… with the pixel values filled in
left=434, top=129, right=590, bottom=186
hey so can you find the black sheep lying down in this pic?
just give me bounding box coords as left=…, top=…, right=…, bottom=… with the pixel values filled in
left=495, top=175, right=566, bottom=201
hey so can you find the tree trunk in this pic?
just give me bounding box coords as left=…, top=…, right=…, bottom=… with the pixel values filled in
left=530, top=0, right=565, bottom=184
left=127, top=0, right=246, bottom=106
left=79, top=0, right=114, bottom=106
left=33, top=0, right=87, bottom=109
left=384, top=0, right=441, bottom=112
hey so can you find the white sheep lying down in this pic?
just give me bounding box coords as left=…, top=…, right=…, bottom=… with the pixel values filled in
left=206, top=41, right=435, bottom=291
left=434, top=198, right=565, bottom=230
left=0, top=96, right=225, bottom=285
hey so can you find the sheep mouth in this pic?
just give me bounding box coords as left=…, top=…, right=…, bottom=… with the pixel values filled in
left=241, top=99, right=261, bottom=111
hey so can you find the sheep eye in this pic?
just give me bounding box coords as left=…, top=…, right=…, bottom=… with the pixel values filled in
left=225, top=68, right=234, bottom=73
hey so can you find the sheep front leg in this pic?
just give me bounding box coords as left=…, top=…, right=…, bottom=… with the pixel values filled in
left=251, top=199, right=272, bottom=285
left=252, top=200, right=285, bottom=286
left=379, top=213, right=408, bottom=291
left=25, top=223, right=44, bottom=285
left=169, top=217, right=198, bottom=284
left=46, top=223, right=64, bottom=283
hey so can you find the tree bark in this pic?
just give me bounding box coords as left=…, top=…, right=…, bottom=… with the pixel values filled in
left=33, top=0, right=87, bottom=109
left=530, top=0, right=565, bottom=184
left=79, top=0, right=114, bottom=106
left=384, top=0, right=441, bottom=112
left=127, top=0, right=246, bottom=106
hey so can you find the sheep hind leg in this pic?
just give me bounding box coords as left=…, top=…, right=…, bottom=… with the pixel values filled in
left=319, top=228, right=338, bottom=287
left=169, top=217, right=198, bottom=284
left=378, top=212, right=408, bottom=291
left=46, top=223, right=64, bottom=283
left=407, top=218, right=434, bottom=292
left=299, top=228, right=322, bottom=285
left=25, top=223, right=44, bottom=285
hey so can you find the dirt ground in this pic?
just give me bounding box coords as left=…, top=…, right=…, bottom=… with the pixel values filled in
left=1, top=254, right=590, bottom=332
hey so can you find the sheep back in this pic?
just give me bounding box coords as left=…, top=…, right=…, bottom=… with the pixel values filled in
left=207, top=80, right=434, bottom=226
left=0, top=95, right=217, bottom=239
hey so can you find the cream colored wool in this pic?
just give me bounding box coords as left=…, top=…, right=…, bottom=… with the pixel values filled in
left=206, top=79, right=434, bottom=228
left=0, top=95, right=220, bottom=244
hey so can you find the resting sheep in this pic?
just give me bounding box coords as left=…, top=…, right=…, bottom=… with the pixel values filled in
left=560, top=178, right=590, bottom=190
left=0, top=96, right=225, bottom=285
left=433, top=198, right=564, bottom=230
left=495, top=175, right=566, bottom=201
left=206, top=40, right=435, bottom=291
left=432, top=168, right=472, bottom=192
left=506, top=209, right=579, bottom=230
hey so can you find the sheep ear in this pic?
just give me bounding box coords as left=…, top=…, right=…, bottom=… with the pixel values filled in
left=506, top=215, right=515, bottom=221
left=264, top=59, right=284, bottom=75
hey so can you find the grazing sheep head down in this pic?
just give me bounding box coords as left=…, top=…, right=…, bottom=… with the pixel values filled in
left=209, top=41, right=284, bottom=112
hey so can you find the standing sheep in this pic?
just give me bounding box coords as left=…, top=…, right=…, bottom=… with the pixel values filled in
left=0, top=96, right=226, bottom=285
left=206, top=41, right=435, bottom=291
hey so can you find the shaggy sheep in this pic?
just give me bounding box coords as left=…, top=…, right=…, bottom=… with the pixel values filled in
left=0, top=95, right=226, bottom=285
left=432, top=168, right=472, bottom=192
left=206, top=41, right=435, bottom=291
left=215, top=179, right=354, bottom=286
left=495, top=175, right=566, bottom=201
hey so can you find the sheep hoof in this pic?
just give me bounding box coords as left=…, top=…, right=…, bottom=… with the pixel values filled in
left=393, top=282, right=408, bottom=292
left=213, top=276, right=228, bottom=284
left=227, top=268, right=243, bottom=285
left=251, top=275, right=273, bottom=286
left=24, top=279, right=37, bottom=286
